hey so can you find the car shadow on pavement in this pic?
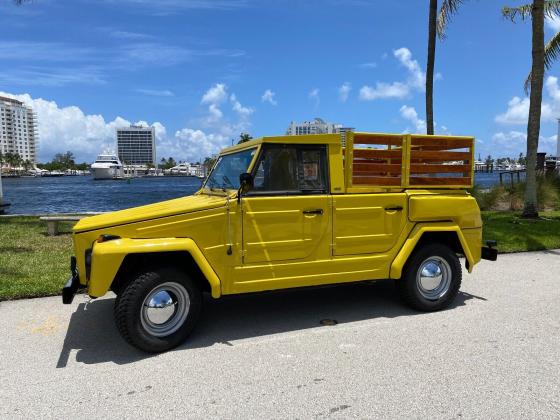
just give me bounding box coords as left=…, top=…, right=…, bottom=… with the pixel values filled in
left=56, top=280, right=485, bottom=367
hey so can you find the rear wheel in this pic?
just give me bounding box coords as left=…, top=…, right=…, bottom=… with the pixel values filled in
left=397, top=243, right=461, bottom=311
left=114, top=267, right=202, bottom=352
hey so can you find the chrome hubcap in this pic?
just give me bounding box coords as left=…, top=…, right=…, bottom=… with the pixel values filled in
left=140, top=282, right=190, bottom=337
left=416, top=257, right=452, bottom=301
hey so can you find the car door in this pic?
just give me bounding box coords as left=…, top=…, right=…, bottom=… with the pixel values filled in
left=240, top=144, right=331, bottom=264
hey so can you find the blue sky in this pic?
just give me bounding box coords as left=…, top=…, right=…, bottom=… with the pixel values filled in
left=1, top=0, right=560, bottom=163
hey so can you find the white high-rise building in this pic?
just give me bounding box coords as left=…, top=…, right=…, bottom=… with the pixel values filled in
left=286, top=118, right=354, bottom=146
left=117, top=125, right=156, bottom=166
left=286, top=118, right=341, bottom=135
left=0, top=96, right=38, bottom=163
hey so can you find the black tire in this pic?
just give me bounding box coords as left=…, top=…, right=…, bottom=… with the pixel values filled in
left=397, top=243, right=461, bottom=312
left=114, top=267, right=202, bottom=353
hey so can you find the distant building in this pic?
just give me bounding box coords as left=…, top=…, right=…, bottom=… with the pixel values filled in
left=117, top=125, right=156, bottom=166
left=0, top=95, right=38, bottom=163
left=286, top=118, right=341, bottom=135
left=286, top=118, right=354, bottom=146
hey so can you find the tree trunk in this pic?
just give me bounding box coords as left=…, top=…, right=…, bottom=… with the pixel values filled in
left=426, top=0, right=437, bottom=135
left=523, top=0, right=545, bottom=218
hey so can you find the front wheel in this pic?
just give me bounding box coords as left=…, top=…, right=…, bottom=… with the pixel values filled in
left=397, top=243, right=461, bottom=312
left=114, top=267, right=202, bottom=352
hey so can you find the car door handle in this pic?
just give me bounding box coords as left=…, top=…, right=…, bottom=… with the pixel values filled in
left=385, top=206, right=403, bottom=211
left=303, top=209, right=324, bottom=215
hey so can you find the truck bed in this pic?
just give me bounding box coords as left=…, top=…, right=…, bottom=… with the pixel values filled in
left=343, top=132, right=475, bottom=192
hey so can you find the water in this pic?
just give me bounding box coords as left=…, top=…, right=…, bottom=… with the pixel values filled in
left=2, top=176, right=203, bottom=214
left=1, top=172, right=511, bottom=214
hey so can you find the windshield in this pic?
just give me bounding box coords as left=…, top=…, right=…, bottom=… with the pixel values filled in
left=203, top=148, right=256, bottom=190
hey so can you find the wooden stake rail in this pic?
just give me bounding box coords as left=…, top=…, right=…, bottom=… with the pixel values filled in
left=343, top=132, right=475, bottom=191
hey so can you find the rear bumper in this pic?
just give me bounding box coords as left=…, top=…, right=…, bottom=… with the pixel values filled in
left=481, top=246, right=498, bottom=261
left=62, top=256, right=81, bottom=304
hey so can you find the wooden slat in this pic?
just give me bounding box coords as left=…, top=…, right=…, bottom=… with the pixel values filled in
left=410, top=164, right=471, bottom=174
left=353, top=163, right=402, bottom=174
left=410, top=145, right=469, bottom=151
left=353, top=176, right=402, bottom=186
left=354, top=134, right=403, bottom=146
left=409, top=176, right=472, bottom=186
left=410, top=137, right=473, bottom=149
left=410, top=150, right=471, bottom=161
left=354, top=149, right=403, bottom=159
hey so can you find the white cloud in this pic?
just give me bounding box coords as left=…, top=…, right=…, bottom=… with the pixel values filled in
left=100, top=0, right=249, bottom=14
left=394, top=47, right=425, bottom=89
left=201, top=83, right=228, bottom=105
left=495, top=76, right=560, bottom=124
left=261, top=89, right=277, bottom=105
left=399, top=105, right=426, bottom=133
left=359, top=47, right=425, bottom=101
left=359, top=82, right=409, bottom=100
left=338, top=82, right=351, bottom=102
left=207, top=104, right=223, bottom=123
left=168, top=82, right=254, bottom=160
left=359, top=62, right=377, bottom=69
left=0, top=81, right=256, bottom=164
left=546, top=15, right=560, bottom=32
left=135, top=88, right=174, bottom=97
left=309, top=88, right=320, bottom=107
left=490, top=131, right=558, bottom=156
left=230, top=94, right=253, bottom=118
left=0, top=91, right=164, bottom=163
left=170, top=129, right=229, bottom=161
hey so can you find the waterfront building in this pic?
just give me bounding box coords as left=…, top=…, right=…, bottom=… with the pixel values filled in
left=286, top=118, right=354, bottom=146
left=0, top=95, right=38, bottom=163
left=117, top=125, right=156, bottom=166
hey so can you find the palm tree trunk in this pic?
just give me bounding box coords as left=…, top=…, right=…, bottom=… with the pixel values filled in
left=523, top=0, right=545, bottom=218
left=426, top=0, right=437, bottom=135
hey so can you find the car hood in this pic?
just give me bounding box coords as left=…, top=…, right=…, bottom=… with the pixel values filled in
left=73, top=193, right=227, bottom=233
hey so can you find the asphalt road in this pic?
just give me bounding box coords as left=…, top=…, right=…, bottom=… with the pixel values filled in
left=1, top=250, right=559, bottom=419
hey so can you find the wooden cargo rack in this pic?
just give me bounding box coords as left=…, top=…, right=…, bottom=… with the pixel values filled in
left=343, top=132, right=475, bottom=192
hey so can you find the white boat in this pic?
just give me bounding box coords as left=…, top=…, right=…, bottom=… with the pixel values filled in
left=91, top=152, right=124, bottom=180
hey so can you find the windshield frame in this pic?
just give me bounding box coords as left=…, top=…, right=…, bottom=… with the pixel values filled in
left=201, top=146, right=259, bottom=193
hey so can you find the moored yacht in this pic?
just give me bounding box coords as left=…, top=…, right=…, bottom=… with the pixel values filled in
left=91, top=152, right=124, bottom=180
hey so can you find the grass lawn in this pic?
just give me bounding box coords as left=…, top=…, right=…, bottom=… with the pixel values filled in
left=1, top=211, right=560, bottom=300
left=0, top=217, right=74, bottom=300
left=482, top=210, right=560, bottom=253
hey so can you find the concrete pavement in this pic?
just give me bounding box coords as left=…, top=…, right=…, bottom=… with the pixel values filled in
left=1, top=250, right=559, bottom=419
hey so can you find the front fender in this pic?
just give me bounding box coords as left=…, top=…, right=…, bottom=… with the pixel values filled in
left=89, top=237, right=222, bottom=298
left=389, top=222, right=480, bottom=279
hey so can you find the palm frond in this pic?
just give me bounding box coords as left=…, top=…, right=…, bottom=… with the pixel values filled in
left=503, top=1, right=560, bottom=22
left=524, top=30, right=560, bottom=94
left=437, top=0, right=466, bottom=39
left=544, top=29, right=560, bottom=69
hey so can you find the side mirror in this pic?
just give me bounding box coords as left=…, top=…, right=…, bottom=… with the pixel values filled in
left=239, top=172, right=253, bottom=194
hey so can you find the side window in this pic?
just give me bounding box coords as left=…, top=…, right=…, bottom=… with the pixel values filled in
left=252, top=145, right=328, bottom=194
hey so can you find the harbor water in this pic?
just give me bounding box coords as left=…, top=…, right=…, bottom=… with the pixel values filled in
left=1, top=172, right=513, bottom=215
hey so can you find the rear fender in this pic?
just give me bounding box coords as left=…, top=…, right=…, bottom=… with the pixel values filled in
left=389, top=222, right=477, bottom=279
left=89, top=237, right=221, bottom=298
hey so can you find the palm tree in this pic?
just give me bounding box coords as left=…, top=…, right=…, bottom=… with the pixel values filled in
left=503, top=1, right=560, bottom=218
left=237, top=133, right=253, bottom=144
left=425, top=1, right=467, bottom=135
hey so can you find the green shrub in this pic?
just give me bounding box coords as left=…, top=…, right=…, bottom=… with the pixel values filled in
left=470, top=184, right=507, bottom=211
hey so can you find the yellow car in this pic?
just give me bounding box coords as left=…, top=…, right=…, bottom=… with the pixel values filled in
left=63, top=132, right=497, bottom=352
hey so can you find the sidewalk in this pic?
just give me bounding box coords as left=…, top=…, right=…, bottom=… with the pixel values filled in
left=1, top=250, right=559, bottom=418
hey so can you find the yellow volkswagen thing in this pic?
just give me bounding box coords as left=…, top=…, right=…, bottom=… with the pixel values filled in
left=63, top=132, right=497, bottom=352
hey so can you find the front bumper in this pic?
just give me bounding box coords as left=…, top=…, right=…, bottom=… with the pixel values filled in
left=62, top=256, right=82, bottom=304
left=481, top=246, right=498, bottom=261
